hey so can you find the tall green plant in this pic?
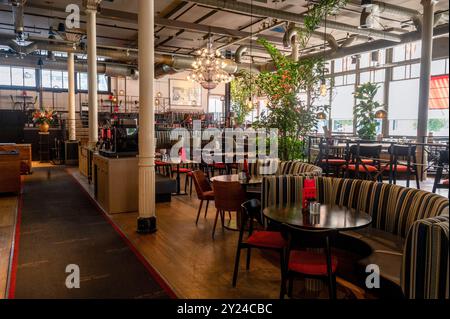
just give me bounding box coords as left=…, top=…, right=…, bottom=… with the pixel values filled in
left=354, top=82, right=383, bottom=140
left=230, top=71, right=258, bottom=125
left=252, top=0, right=346, bottom=160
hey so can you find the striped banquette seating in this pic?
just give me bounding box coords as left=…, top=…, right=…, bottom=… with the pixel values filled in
left=243, top=160, right=322, bottom=177
left=261, top=175, right=449, bottom=299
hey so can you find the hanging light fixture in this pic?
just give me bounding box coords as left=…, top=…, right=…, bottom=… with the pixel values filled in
left=319, top=14, right=328, bottom=97
left=320, top=78, right=327, bottom=97
left=317, top=111, right=327, bottom=120
left=375, top=109, right=387, bottom=119
left=188, top=36, right=234, bottom=90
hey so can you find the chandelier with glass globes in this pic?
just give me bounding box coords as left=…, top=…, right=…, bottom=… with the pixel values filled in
left=188, top=37, right=234, bottom=90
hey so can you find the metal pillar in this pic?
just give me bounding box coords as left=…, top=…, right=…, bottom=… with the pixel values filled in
left=137, top=0, right=157, bottom=233
left=86, top=2, right=100, bottom=147
left=417, top=0, right=436, bottom=180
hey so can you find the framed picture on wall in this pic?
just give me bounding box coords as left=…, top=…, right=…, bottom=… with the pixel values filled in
left=169, top=79, right=202, bottom=107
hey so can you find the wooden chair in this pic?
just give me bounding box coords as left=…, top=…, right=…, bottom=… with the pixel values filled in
left=232, top=199, right=287, bottom=290
left=316, top=139, right=346, bottom=177
left=281, top=225, right=338, bottom=299
left=191, top=170, right=215, bottom=224
left=386, top=144, right=420, bottom=189
left=343, top=144, right=383, bottom=181
left=212, top=180, right=246, bottom=239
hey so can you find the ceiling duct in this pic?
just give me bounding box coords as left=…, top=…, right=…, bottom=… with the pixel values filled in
left=11, top=0, right=26, bottom=40
left=189, top=0, right=402, bottom=42
left=283, top=26, right=339, bottom=51
left=0, top=55, right=137, bottom=77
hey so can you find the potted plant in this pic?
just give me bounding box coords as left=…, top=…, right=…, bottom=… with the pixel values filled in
left=354, top=82, right=384, bottom=140
left=32, top=108, right=57, bottom=133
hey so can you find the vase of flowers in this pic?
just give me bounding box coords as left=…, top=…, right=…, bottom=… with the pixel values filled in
left=32, top=109, right=56, bottom=133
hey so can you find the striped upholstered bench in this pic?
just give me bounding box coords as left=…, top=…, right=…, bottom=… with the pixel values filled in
left=241, top=160, right=322, bottom=177
left=261, top=175, right=449, bottom=299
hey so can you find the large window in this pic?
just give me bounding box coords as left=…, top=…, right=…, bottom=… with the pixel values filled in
left=388, top=78, right=420, bottom=136
left=77, top=73, right=109, bottom=92
left=0, top=66, right=36, bottom=87
left=331, top=85, right=354, bottom=133
left=41, top=70, right=69, bottom=89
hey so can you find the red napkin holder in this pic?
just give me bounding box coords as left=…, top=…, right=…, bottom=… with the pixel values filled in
left=302, top=179, right=317, bottom=209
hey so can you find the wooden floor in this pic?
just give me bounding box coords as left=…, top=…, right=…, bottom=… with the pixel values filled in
left=0, top=194, right=18, bottom=299
left=1, top=164, right=447, bottom=299
left=70, top=168, right=285, bottom=299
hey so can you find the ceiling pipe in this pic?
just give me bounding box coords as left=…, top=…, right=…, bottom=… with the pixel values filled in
left=11, top=0, right=26, bottom=40
left=0, top=55, right=137, bottom=77
left=301, top=23, right=449, bottom=63
left=283, top=26, right=339, bottom=51
left=189, top=0, right=402, bottom=42
left=234, top=45, right=247, bottom=64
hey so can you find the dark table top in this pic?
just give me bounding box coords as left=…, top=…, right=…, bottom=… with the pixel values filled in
left=263, top=204, right=372, bottom=231
left=210, top=174, right=263, bottom=186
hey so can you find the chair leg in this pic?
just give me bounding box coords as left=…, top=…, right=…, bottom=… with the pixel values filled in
left=196, top=200, right=204, bottom=225
left=415, top=169, right=420, bottom=190
left=184, top=174, right=188, bottom=193
left=212, top=209, right=220, bottom=239
left=232, top=246, right=241, bottom=287
left=190, top=176, right=193, bottom=196
left=246, top=248, right=251, bottom=270
left=287, top=276, right=294, bottom=298
left=328, top=274, right=337, bottom=300
left=204, top=200, right=210, bottom=218
left=220, top=210, right=225, bottom=228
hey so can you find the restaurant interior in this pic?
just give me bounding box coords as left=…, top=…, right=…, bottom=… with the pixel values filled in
left=0, top=0, right=449, bottom=302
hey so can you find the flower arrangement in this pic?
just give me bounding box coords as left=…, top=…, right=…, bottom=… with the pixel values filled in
left=32, top=109, right=57, bottom=125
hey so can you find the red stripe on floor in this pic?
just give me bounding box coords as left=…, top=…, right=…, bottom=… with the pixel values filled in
left=7, top=176, right=24, bottom=299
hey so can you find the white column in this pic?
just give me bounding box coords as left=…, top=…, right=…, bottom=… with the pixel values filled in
left=86, top=6, right=99, bottom=147
left=417, top=0, right=436, bottom=180
left=137, top=0, right=156, bottom=233
left=67, top=52, right=76, bottom=141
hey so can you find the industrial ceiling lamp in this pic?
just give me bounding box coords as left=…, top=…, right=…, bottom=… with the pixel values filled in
left=375, top=109, right=387, bottom=119
left=188, top=36, right=234, bottom=90
left=319, top=13, right=328, bottom=97
left=361, top=0, right=373, bottom=8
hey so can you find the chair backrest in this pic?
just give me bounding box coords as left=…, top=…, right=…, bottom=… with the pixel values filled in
left=439, top=150, right=449, bottom=166
left=241, top=199, right=264, bottom=230
left=284, top=224, right=337, bottom=251
left=192, top=170, right=212, bottom=199
left=349, top=144, right=382, bottom=158
left=388, top=144, right=417, bottom=160
left=213, top=180, right=246, bottom=212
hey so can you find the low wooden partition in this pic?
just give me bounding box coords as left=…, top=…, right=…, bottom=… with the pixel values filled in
left=0, top=143, right=32, bottom=174
left=0, top=150, right=21, bottom=194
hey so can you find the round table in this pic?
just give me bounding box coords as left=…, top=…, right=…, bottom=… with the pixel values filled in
left=210, top=174, right=262, bottom=186
left=264, top=204, right=372, bottom=295
left=263, top=204, right=372, bottom=231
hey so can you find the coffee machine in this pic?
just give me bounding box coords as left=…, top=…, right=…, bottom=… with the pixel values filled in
left=99, top=119, right=139, bottom=158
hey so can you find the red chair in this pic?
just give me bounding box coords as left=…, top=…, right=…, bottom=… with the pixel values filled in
left=385, top=144, right=420, bottom=189
left=232, top=199, right=287, bottom=291
left=281, top=225, right=338, bottom=299
left=191, top=170, right=215, bottom=224
left=343, top=144, right=383, bottom=181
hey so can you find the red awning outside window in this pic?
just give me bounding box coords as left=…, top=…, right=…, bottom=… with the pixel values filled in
left=429, top=75, right=449, bottom=110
